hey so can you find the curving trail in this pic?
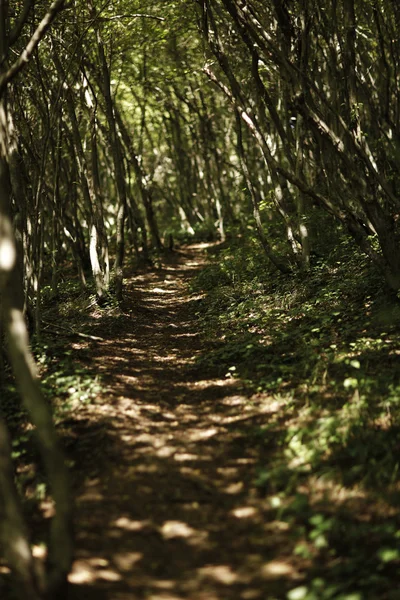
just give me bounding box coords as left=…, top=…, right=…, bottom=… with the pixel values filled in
left=66, top=244, right=294, bottom=600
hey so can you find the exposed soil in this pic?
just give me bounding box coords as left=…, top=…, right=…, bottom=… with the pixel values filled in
left=2, top=240, right=399, bottom=600
left=63, top=244, right=297, bottom=600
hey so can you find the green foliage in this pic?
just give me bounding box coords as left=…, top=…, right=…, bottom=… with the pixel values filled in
left=0, top=383, right=27, bottom=426
left=192, top=235, right=276, bottom=293
left=193, top=238, right=400, bottom=598
left=37, top=344, right=103, bottom=417
left=164, top=217, right=218, bottom=245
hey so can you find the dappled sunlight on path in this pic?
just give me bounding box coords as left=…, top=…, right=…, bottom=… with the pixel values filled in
left=65, top=245, right=300, bottom=600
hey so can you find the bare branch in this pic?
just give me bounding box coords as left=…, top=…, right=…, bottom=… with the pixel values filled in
left=99, top=13, right=165, bottom=22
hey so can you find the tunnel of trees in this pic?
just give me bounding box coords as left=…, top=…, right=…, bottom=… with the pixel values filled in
left=1, top=1, right=400, bottom=598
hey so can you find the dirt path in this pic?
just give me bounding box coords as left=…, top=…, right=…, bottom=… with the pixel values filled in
left=66, top=244, right=294, bottom=600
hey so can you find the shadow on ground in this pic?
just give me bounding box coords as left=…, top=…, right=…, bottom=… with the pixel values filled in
left=59, top=245, right=294, bottom=600
left=2, top=245, right=399, bottom=600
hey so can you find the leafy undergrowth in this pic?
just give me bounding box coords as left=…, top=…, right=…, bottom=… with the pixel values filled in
left=0, top=280, right=110, bottom=545
left=192, top=237, right=400, bottom=599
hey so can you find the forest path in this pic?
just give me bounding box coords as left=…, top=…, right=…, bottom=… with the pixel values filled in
left=66, top=244, right=290, bottom=600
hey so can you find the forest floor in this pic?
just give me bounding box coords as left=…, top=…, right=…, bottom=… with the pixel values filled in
left=56, top=242, right=309, bottom=600
left=63, top=243, right=293, bottom=600
left=2, top=243, right=400, bottom=600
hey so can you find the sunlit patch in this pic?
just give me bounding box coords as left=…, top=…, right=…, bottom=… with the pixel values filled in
left=225, top=482, right=244, bottom=494
left=97, top=567, right=122, bottom=582
left=188, top=378, right=238, bottom=390
left=198, top=564, right=238, bottom=585
left=300, top=476, right=369, bottom=505
left=189, top=242, right=214, bottom=249
left=175, top=411, right=198, bottom=424
left=161, top=520, right=195, bottom=539
left=113, top=551, right=143, bottom=571
left=190, top=293, right=206, bottom=301
left=260, top=560, right=297, bottom=579
left=156, top=445, right=176, bottom=458
left=152, top=287, right=175, bottom=294
left=113, top=517, right=150, bottom=531
left=136, top=432, right=156, bottom=445
left=220, top=395, right=246, bottom=406
left=188, top=427, right=218, bottom=441
left=136, top=463, right=159, bottom=474
left=217, top=467, right=238, bottom=478
left=266, top=520, right=290, bottom=532
left=156, top=354, right=179, bottom=363
left=161, top=411, right=177, bottom=420
left=173, top=452, right=201, bottom=462
left=174, top=332, right=199, bottom=338
left=120, top=375, right=140, bottom=385
left=68, top=558, right=122, bottom=584
left=151, top=579, right=176, bottom=590
left=89, top=558, right=109, bottom=567
left=211, top=412, right=253, bottom=425
left=0, top=238, right=16, bottom=271
left=0, top=565, right=11, bottom=574
left=78, top=477, right=103, bottom=502
left=39, top=500, right=55, bottom=519
left=89, top=311, right=104, bottom=320
left=231, top=506, right=258, bottom=519
left=160, top=520, right=209, bottom=547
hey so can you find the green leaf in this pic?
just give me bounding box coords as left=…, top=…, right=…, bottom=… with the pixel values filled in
left=377, top=547, right=400, bottom=563
left=343, top=377, right=358, bottom=389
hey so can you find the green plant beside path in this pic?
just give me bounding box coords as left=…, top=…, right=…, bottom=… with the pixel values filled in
left=192, top=239, right=400, bottom=600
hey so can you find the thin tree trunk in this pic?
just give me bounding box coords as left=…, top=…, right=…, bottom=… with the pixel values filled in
left=115, top=107, right=163, bottom=252
left=89, top=8, right=128, bottom=298
left=0, top=14, right=73, bottom=589
left=0, top=418, right=41, bottom=599
left=235, top=112, right=291, bottom=274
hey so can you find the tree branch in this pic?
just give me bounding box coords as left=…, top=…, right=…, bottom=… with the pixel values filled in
left=8, top=0, right=35, bottom=47
left=0, top=0, right=66, bottom=93
left=99, top=13, right=165, bottom=22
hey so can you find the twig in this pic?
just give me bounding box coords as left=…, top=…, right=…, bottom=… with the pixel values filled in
left=41, top=320, right=105, bottom=342
left=99, top=13, right=165, bottom=22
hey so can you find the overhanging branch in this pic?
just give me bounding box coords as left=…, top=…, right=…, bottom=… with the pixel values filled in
left=0, top=0, right=66, bottom=93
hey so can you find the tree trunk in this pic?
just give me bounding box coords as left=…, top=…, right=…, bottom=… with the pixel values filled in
left=0, top=21, right=73, bottom=592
